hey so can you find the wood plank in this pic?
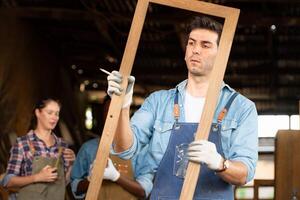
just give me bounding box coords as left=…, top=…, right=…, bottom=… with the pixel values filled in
left=85, top=0, right=150, bottom=199
left=275, top=130, right=300, bottom=199
left=253, top=179, right=274, bottom=200
left=151, top=0, right=238, bottom=18
left=180, top=10, right=240, bottom=199
left=143, top=1, right=240, bottom=198
left=150, top=1, right=240, bottom=199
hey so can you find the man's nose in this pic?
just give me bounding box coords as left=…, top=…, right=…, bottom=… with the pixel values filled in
left=192, top=45, right=201, bottom=54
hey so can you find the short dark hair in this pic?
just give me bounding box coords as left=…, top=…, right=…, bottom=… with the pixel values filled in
left=186, top=15, right=223, bottom=45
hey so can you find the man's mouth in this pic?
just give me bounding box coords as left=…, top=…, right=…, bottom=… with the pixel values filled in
left=190, top=59, right=200, bottom=63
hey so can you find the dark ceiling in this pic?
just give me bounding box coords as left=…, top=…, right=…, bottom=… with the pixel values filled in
left=1, top=0, right=300, bottom=114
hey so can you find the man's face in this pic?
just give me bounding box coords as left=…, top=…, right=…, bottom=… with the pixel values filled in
left=184, top=28, right=219, bottom=77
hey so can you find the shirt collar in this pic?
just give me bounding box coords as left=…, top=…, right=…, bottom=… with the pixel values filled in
left=175, top=79, right=235, bottom=102
left=28, top=130, right=37, bottom=141
left=29, top=129, right=59, bottom=144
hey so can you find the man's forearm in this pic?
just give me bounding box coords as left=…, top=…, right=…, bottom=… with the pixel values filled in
left=116, top=176, right=145, bottom=198
left=217, top=160, right=248, bottom=186
left=113, top=108, right=134, bottom=153
left=75, top=179, right=89, bottom=195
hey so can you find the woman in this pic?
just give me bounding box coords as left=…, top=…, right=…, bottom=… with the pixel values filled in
left=2, top=98, right=75, bottom=200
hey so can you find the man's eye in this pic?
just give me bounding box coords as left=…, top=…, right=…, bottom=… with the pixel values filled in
left=202, top=44, right=210, bottom=48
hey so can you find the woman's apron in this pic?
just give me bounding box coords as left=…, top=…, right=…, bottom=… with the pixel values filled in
left=17, top=140, right=65, bottom=200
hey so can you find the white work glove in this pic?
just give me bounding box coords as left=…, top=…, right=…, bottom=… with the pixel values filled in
left=103, top=158, right=120, bottom=182
left=107, top=70, right=135, bottom=108
left=187, top=140, right=223, bottom=171
left=87, top=162, right=94, bottom=182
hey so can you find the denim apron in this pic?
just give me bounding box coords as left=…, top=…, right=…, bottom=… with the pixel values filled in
left=150, top=91, right=238, bottom=200
left=17, top=139, right=65, bottom=200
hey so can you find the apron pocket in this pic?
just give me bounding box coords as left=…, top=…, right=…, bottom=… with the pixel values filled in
left=173, top=143, right=189, bottom=178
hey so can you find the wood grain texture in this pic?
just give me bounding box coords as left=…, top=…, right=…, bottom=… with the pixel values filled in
left=180, top=10, right=239, bottom=198
left=85, top=0, right=149, bottom=199
left=275, top=130, right=300, bottom=200
left=86, top=0, right=240, bottom=199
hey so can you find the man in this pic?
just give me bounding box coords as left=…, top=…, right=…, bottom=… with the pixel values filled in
left=70, top=96, right=152, bottom=199
left=107, top=16, right=258, bottom=199
left=70, top=138, right=152, bottom=199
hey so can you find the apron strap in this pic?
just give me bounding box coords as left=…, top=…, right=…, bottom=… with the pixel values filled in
left=217, top=92, right=238, bottom=123
left=173, top=89, right=239, bottom=123
left=27, top=136, right=36, bottom=155
left=173, top=89, right=180, bottom=122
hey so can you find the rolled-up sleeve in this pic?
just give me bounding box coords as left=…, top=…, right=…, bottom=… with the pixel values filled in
left=135, top=173, right=154, bottom=198
left=229, top=101, right=258, bottom=182
left=70, top=145, right=90, bottom=199
left=1, top=174, right=16, bottom=187
left=110, top=138, right=137, bottom=159
left=70, top=178, right=86, bottom=199
left=111, top=93, right=157, bottom=159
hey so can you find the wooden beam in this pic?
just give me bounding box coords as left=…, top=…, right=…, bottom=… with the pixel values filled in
left=0, top=7, right=93, bottom=21
left=85, top=0, right=150, bottom=199
left=275, top=130, right=300, bottom=199
left=1, top=7, right=300, bottom=26
left=222, top=0, right=299, bottom=3
left=174, top=6, right=239, bottom=200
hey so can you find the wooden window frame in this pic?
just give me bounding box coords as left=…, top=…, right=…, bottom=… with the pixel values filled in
left=86, top=0, right=239, bottom=199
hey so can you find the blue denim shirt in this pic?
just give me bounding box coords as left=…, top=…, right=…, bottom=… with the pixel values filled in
left=70, top=138, right=98, bottom=199
left=112, top=80, right=258, bottom=192
left=71, top=138, right=153, bottom=199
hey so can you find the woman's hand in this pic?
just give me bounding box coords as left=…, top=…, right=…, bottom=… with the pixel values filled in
left=63, top=148, right=76, bottom=184
left=63, top=148, right=76, bottom=165
left=34, top=165, right=58, bottom=182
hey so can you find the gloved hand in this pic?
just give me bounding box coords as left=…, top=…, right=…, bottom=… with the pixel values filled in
left=187, top=140, right=223, bottom=171
left=107, top=70, right=135, bottom=108
left=87, top=162, right=94, bottom=182
left=103, top=158, right=120, bottom=182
